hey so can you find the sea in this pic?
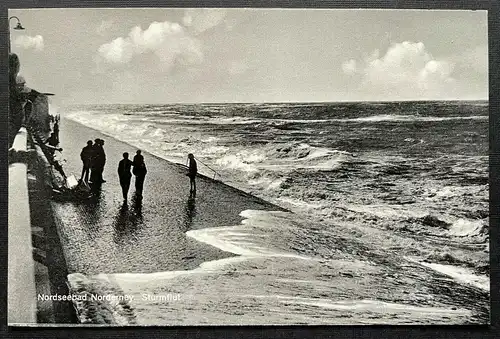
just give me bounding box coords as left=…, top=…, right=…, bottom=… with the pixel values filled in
left=63, top=100, right=489, bottom=325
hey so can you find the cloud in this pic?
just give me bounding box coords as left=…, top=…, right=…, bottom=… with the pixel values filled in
left=182, top=8, right=228, bottom=35
left=14, top=35, right=44, bottom=51
left=343, top=41, right=457, bottom=99
left=97, top=20, right=203, bottom=72
left=98, top=37, right=134, bottom=64
left=96, top=20, right=114, bottom=36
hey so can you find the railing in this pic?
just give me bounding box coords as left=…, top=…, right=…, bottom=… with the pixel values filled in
left=8, top=127, right=37, bottom=324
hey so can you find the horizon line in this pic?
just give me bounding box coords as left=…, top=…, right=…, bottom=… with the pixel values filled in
left=61, top=98, right=489, bottom=106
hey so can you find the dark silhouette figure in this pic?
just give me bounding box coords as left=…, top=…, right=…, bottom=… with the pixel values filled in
left=184, top=196, right=196, bottom=230
left=132, top=150, right=147, bottom=196
left=27, top=126, right=66, bottom=182
left=53, top=120, right=60, bottom=144
left=112, top=203, right=130, bottom=245
left=187, top=153, right=197, bottom=197
left=80, top=140, right=93, bottom=183
left=112, top=199, right=143, bottom=246
left=41, top=131, right=63, bottom=157
left=90, top=139, right=100, bottom=184
left=90, top=138, right=106, bottom=184
left=46, top=132, right=58, bottom=147
left=118, top=152, right=133, bottom=201
left=133, top=192, right=143, bottom=219
left=99, top=139, right=107, bottom=183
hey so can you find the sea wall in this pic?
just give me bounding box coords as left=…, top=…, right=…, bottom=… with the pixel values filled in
left=31, top=141, right=78, bottom=324
left=8, top=127, right=37, bottom=325
left=8, top=77, right=69, bottom=324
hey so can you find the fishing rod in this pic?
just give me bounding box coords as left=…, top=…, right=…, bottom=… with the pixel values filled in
left=186, top=156, right=221, bottom=180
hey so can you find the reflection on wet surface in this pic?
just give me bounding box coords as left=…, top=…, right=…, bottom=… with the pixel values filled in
left=72, top=189, right=105, bottom=241
left=112, top=197, right=143, bottom=246
left=183, top=196, right=196, bottom=231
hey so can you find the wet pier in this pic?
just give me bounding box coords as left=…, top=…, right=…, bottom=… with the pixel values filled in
left=52, top=118, right=282, bottom=275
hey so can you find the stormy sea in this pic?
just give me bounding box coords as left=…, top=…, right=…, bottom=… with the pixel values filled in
left=64, top=100, right=489, bottom=325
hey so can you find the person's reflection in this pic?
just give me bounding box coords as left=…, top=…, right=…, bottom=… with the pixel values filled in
left=112, top=195, right=143, bottom=245
left=183, top=196, right=196, bottom=231
left=77, top=188, right=104, bottom=240
left=113, top=202, right=129, bottom=239
left=132, top=192, right=143, bottom=220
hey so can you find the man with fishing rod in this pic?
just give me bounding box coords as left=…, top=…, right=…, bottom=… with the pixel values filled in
left=185, top=153, right=221, bottom=198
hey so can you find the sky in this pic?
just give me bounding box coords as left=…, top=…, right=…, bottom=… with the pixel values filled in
left=8, top=8, right=488, bottom=105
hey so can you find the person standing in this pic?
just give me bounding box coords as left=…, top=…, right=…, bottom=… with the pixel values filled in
left=53, top=120, right=60, bottom=144
left=99, top=139, right=107, bottom=183
left=132, top=150, right=147, bottom=196
left=118, top=152, right=133, bottom=201
left=80, top=140, right=93, bottom=184
left=90, top=138, right=104, bottom=184
left=187, top=153, right=197, bottom=196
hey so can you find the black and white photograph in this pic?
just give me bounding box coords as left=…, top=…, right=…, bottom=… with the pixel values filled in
left=7, top=7, right=489, bottom=326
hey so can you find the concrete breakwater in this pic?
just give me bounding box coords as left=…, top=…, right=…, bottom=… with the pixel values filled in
left=8, top=53, right=76, bottom=323
left=8, top=127, right=37, bottom=325
left=9, top=124, right=77, bottom=324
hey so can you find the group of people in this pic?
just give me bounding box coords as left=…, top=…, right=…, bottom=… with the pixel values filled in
left=118, top=150, right=147, bottom=201
left=80, top=138, right=107, bottom=185
left=80, top=139, right=199, bottom=202
left=80, top=139, right=148, bottom=200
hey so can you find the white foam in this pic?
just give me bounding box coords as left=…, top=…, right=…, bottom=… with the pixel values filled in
left=105, top=256, right=250, bottom=287
left=216, top=154, right=260, bottom=173
left=213, top=144, right=349, bottom=176
left=142, top=115, right=263, bottom=125
left=186, top=210, right=312, bottom=260
left=276, top=197, right=327, bottom=211
left=448, top=219, right=487, bottom=237
left=347, top=114, right=487, bottom=123
left=403, top=257, right=489, bottom=292
left=347, top=204, right=427, bottom=219
left=107, top=209, right=314, bottom=288
left=420, top=262, right=489, bottom=291
left=263, top=115, right=487, bottom=124
left=247, top=176, right=285, bottom=191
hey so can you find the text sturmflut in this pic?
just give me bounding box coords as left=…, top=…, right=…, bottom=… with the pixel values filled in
left=37, top=293, right=182, bottom=302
